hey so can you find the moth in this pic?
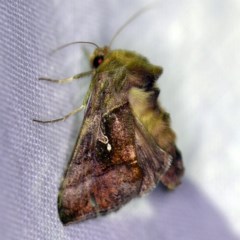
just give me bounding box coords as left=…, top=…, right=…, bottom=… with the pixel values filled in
left=35, top=6, right=184, bottom=225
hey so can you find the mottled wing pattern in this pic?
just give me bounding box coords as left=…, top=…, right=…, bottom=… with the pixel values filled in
left=58, top=102, right=143, bottom=224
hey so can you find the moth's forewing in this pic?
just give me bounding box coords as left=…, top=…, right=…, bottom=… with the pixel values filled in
left=58, top=65, right=143, bottom=224
left=58, top=48, right=184, bottom=224
left=58, top=108, right=143, bottom=224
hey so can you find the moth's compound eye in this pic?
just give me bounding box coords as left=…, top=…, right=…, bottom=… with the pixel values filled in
left=93, top=55, right=104, bottom=68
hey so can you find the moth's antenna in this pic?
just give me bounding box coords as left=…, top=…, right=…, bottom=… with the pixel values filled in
left=109, top=2, right=157, bottom=47
left=51, top=41, right=99, bottom=54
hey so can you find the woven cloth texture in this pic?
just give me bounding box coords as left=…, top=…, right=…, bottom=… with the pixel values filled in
left=0, top=0, right=239, bottom=239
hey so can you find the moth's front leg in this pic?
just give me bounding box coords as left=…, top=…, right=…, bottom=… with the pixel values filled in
left=38, top=71, right=92, bottom=84
left=33, top=105, right=85, bottom=124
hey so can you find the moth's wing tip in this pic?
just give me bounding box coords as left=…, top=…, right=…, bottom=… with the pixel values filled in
left=58, top=204, right=79, bottom=225
left=57, top=189, right=98, bottom=225
left=57, top=192, right=73, bottom=225
left=58, top=211, right=70, bottom=225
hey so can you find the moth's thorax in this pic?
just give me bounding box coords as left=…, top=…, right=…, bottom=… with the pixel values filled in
left=91, top=47, right=163, bottom=84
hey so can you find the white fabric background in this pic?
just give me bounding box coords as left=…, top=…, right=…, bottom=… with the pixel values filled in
left=0, top=0, right=239, bottom=239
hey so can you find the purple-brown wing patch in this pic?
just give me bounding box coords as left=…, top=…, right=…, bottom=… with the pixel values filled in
left=58, top=104, right=143, bottom=224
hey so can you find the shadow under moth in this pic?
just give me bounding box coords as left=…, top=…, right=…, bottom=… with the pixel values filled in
left=35, top=6, right=184, bottom=225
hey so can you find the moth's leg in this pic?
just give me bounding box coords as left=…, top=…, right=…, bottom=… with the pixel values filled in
left=39, top=71, right=92, bottom=84
left=34, top=71, right=94, bottom=124
left=33, top=105, right=85, bottom=124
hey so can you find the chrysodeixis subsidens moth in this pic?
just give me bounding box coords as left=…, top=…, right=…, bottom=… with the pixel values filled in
left=34, top=6, right=184, bottom=225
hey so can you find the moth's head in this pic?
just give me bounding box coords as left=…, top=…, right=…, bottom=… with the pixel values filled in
left=90, top=46, right=110, bottom=69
